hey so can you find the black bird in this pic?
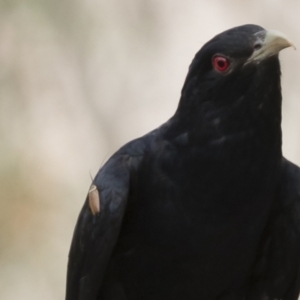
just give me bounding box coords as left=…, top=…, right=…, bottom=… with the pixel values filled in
left=66, top=25, right=300, bottom=300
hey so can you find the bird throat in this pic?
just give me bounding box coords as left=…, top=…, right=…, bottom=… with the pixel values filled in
left=175, top=59, right=283, bottom=158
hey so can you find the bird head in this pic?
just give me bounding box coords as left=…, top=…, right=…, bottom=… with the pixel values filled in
left=176, top=24, right=294, bottom=142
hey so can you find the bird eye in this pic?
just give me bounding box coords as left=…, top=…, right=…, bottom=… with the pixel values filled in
left=212, top=55, right=230, bottom=72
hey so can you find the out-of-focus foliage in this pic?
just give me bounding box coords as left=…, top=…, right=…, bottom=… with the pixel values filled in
left=1, top=1, right=300, bottom=299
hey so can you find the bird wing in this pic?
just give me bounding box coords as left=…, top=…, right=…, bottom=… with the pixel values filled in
left=65, top=137, right=147, bottom=300
left=249, top=158, right=300, bottom=300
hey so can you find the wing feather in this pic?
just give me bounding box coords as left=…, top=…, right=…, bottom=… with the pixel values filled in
left=66, top=153, right=133, bottom=300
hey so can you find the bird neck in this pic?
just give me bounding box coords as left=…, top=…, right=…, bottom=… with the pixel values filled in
left=172, top=61, right=283, bottom=157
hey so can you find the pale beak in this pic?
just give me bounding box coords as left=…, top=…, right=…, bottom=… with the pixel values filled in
left=246, top=29, right=295, bottom=64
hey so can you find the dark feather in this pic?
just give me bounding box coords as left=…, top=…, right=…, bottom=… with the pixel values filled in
left=66, top=25, right=300, bottom=300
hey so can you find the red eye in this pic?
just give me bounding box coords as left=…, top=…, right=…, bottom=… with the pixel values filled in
left=213, top=56, right=230, bottom=72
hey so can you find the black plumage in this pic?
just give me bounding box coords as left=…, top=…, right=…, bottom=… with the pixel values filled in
left=66, top=24, right=300, bottom=300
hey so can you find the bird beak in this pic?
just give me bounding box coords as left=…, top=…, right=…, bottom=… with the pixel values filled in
left=246, top=29, right=295, bottom=64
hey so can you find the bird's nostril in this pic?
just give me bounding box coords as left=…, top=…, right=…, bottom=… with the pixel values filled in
left=254, top=43, right=262, bottom=51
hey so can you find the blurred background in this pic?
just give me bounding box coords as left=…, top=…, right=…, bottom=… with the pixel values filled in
left=1, top=0, right=300, bottom=299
